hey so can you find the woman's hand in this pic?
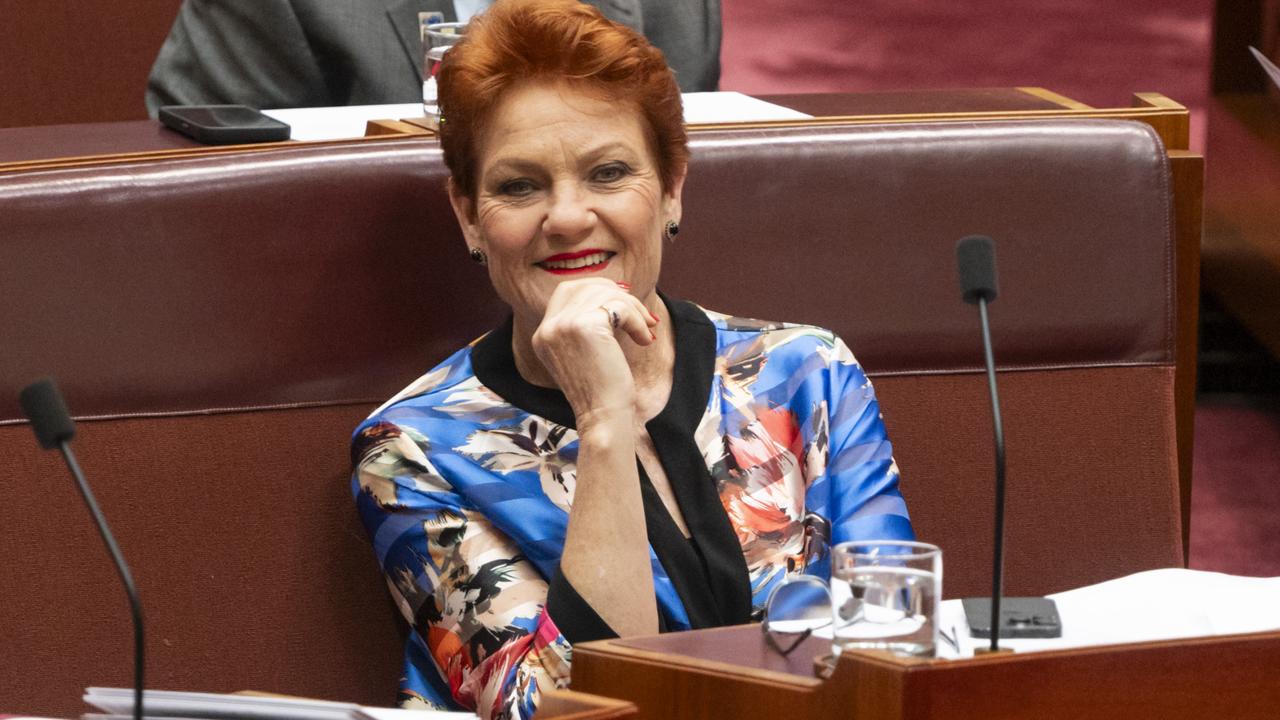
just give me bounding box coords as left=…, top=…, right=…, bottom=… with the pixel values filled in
left=530, top=278, right=658, bottom=426
left=533, top=279, right=663, bottom=637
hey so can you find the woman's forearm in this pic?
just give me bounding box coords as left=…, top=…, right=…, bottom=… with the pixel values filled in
left=559, top=414, right=659, bottom=637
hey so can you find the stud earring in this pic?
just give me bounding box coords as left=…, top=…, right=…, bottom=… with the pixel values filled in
left=664, top=220, right=680, bottom=241
left=469, top=247, right=487, bottom=265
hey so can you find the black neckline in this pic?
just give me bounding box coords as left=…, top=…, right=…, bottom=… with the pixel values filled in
left=470, top=292, right=753, bottom=629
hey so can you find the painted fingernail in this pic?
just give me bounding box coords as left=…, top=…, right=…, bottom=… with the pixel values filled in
left=650, top=331, right=657, bottom=341
left=649, top=311, right=659, bottom=322
left=617, top=282, right=632, bottom=290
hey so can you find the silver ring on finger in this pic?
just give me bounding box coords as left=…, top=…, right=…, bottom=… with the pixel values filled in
left=600, top=305, right=620, bottom=330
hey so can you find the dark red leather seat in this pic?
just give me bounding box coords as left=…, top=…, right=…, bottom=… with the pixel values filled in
left=0, top=119, right=1179, bottom=715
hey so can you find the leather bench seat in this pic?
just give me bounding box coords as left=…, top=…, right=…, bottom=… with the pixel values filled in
left=0, top=119, right=1179, bottom=715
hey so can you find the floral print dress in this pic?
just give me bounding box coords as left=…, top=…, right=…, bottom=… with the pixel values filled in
left=351, top=295, right=914, bottom=719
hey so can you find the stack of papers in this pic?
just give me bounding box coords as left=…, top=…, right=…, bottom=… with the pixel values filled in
left=83, top=688, right=475, bottom=720
left=934, top=568, right=1280, bottom=659
left=807, top=568, right=1280, bottom=659
left=262, top=92, right=813, bottom=142
left=262, top=104, right=426, bottom=142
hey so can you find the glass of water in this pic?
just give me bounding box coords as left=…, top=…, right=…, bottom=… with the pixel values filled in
left=422, top=21, right=467, bottom=115
left=830, top=540, right=941, bottom=658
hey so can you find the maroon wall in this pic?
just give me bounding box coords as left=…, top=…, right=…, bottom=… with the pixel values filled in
left=0, top=0, right=181, bottom=128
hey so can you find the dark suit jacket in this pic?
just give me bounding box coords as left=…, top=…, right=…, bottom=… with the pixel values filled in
left=145, top=0, right=721, bottom=114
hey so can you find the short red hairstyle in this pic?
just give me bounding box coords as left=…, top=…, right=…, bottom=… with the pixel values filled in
left=437, top=0, right=687, bottom=203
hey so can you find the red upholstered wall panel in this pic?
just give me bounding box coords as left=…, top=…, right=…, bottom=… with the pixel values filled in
left=0, top=366, right=1183, bottom=716
left=874, top=367, right=1183, bottom=601
left=0, top=0, right=181, bottom=127
left=0, top=405, right=405, bottom=718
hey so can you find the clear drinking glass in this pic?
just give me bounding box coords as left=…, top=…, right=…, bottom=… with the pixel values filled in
left=830, top=540, right=941, bottom=658
left=422, top=21, right=467, bottom=114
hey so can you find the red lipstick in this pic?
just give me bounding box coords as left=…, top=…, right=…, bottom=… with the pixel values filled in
left=541, top=248, right=609, bottom=262
left=537, top=249, right=614, bottom=275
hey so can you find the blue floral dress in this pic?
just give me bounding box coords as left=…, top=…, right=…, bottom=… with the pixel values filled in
left=351, top=295, right=913, bottom=719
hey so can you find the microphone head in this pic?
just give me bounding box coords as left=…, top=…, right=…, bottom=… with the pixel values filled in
left=19, top=378, right=77, bottom=449
left=956, top=234, right=999, bottom=305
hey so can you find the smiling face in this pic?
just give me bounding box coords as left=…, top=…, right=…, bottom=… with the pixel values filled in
left=449, top=80, right=685, bottom=329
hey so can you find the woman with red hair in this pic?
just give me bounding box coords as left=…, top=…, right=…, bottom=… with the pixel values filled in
left=351, top=1, right=913, bottom=717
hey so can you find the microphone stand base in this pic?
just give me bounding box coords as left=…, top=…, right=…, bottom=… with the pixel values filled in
left=974, top=646, right=1017, bottom=655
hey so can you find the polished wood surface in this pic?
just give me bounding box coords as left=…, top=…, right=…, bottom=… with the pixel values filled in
left=692, top=91, right=1191, bottom=151
left=754, top=87, right=1072, bottom=116
left=0, top=89, right=1193, bottom=171
left=0, top=120, right=200, bottom=165
left=0, top=129, right=414, bottom=173
left=539, top=690, right=638, bottom=719
left=1169, top=149, right=1203, bottom=547
left=572, top=624, right=1280, bottom=719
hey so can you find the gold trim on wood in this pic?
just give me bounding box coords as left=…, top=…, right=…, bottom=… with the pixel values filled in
left=1017, top=86, right=1095, bottom=109
left=0, top=90, right=1192, bottom=173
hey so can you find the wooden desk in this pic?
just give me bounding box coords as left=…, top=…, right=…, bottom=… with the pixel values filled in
left=572, top=624, right=1280, bottom=719
left=0, top=88, right=1190, bottom=168
left=0, top=120, right=202, bottom=165
left=539, top=690, right=637, bottom=719
left=740, top=89, right=1192, bottom=152
left=758, top=87, right=1084, bottom=115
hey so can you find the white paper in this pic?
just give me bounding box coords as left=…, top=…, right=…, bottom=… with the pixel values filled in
left=262, top=104, right=427, bottom=142
left=680, top=92, right=813, bottom=124
left=934, top=568, right=1280, bottom=659
left=805, top=569, right=1280, bottom=659
left=84, top=688, right=357, bottom=720
left=260, top=93, right=812, bottom=142
left=82, top=689, right=476, bottom=720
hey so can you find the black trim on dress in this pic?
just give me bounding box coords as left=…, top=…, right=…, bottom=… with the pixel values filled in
left=469, top=292, right=753, bottom=634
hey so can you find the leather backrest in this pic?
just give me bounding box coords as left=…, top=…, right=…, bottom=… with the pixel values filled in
left=669, top=120, right=1174, bottom=373
left=0, top=120, right=1172, bottom=421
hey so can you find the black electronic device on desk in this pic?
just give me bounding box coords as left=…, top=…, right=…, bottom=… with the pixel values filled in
left=962, top=597, right=1063, bottom=639
left=159, top=105, right=290, bottom=145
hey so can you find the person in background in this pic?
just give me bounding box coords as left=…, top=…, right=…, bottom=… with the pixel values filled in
left=350, top=1, right=913, bottom=717
left=144, top=0, right=721, bottom=115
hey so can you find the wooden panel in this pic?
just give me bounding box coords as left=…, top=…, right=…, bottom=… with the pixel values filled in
left=0, top=89, right=1195, bottom=171
left=0, top=120, right=201, bottom=166
left=754, top=87, right=1073, bottom=116
left=539, top=690, right=638, bottom=719
left=572, top=625, right=1280, bottom=719
left=685, top=92, right=1192, bottom=152
left=1169, top=150, right=1203, bottom=556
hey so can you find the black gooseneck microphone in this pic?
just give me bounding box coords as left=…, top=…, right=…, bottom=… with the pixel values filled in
left=955, top=236, right=1063, bottom=653
left=19, top=378, right=145, bottom=720
left=956, top=235, right=1008, bottom=653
